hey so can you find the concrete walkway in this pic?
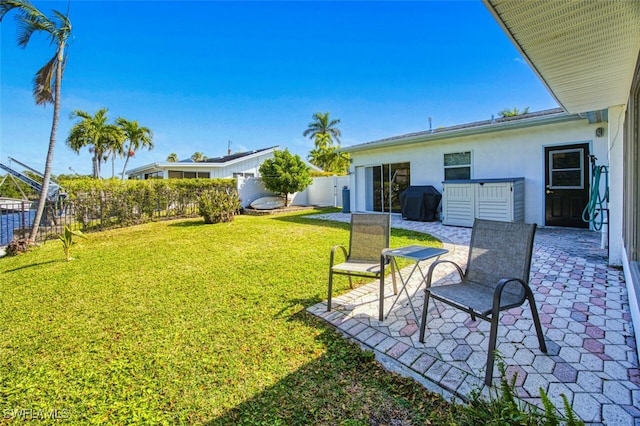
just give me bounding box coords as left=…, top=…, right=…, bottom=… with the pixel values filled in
left=306, top=213, right=639, bottom=425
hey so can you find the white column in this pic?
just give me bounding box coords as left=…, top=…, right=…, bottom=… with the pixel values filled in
left=607, top=105, right=626, bottom=266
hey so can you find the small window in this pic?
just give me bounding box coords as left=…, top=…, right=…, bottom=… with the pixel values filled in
left=444, top=151, right=471, bottom=180
left=548, top=148, right=584, bottom=189
left=196, top=172, right=210, bottom=178
left=233, top=172, right=255, bottom=178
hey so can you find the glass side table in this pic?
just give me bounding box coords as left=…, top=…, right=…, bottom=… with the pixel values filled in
left=380, top=245, right=448, bottom=323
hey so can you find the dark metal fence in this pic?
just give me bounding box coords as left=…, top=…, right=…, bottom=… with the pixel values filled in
left=1, top=197, right=201, bottom=247
left=1, top=200, right=38, bottom=246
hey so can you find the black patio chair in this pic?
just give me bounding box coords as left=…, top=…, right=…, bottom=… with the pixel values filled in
left=327, top=213, right=396, bottom=312
left=418, top=219, right=547, bottom=386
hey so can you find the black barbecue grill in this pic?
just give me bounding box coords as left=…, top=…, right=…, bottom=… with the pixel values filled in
left=399, top=186, right=441, bottom=222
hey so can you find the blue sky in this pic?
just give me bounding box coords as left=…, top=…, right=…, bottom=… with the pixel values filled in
left=1, top=0, right=557, bottom=177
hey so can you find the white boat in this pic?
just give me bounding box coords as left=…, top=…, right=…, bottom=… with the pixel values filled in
left=0, top=198, right=34, bottom=212
left=250, top=196, right=285, bottom=210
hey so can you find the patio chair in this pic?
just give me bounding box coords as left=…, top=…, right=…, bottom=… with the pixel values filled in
left=327, top=213, right=396, bottom=313
left=418, top=219, right=547, bottom=386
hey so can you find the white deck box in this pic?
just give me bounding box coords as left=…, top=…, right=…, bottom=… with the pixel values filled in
left=441, top=178, right=525, bottom=227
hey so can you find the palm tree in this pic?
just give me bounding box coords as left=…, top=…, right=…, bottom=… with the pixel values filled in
left=0, top=0, right=72, bottom=243
left=303, top=112, right=342, bottom=147
left=499, top=106, right=530, bottom=118
left=166, top=153, right=179, bottom=162
left=303, top=112, right=347, bottom=172
left=191, top=152, right=206, bottom=162
left=66, top=108, right=122, bottom=178
left=105, top=133, right=125, bottom=179
left=116, top=118, right=153, bottom=180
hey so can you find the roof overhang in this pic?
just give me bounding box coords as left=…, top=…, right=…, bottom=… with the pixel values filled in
left=126, top=146, right=279, bottom=176
left=483, top=0, right=640, bottom=114
left=343, top=110, right=581, bottom=154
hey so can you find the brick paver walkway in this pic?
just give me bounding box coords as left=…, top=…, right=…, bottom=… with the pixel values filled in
left=306, top=213, right=640, bottom=425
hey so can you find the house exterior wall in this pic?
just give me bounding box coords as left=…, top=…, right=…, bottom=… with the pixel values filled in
left=236, top=175, right=349, bottom=209
left=348, top=118, right=606, bottom=226
left=127, top=151, right=276, bottom=180
left=209, top=154, right=274, bottom=179
left=621, top=61, right=640, bottom=357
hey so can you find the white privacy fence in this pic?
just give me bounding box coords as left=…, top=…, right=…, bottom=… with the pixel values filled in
left=236, top=176, right=350, bottom=209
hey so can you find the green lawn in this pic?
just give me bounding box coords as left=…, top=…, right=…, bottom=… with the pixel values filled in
left=1, top=209, right=457, bottom=424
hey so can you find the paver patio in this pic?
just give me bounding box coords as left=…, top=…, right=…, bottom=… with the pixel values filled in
left=307, top=213, right=640, bottom=425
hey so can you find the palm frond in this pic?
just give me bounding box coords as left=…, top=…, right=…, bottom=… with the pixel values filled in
left=0, top=0, right=24, bottom=21
left=32, top=53, right=56, bottom=105
left=52, top=9, right=71, bottom=33
left=14, top=3, right=54, bottom=47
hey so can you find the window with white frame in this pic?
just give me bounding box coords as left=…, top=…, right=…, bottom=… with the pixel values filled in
left=444, top=151, right=471, bottom=180
left=233, top=172, right=255, bottom=178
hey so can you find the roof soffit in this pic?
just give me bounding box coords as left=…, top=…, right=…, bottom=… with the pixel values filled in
left=484, top=0, right=640, bottom=114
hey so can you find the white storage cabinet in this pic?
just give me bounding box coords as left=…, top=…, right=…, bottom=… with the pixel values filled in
left=441, top=178, right=524, bottom=227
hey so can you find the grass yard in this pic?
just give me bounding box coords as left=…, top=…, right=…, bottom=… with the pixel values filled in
left=1, top=209, right=459, bottom=424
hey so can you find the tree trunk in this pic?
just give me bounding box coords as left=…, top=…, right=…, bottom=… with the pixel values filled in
left=121, top=144, right=131, bottom=181
left=28, top=42, right=65, bottom=243
left=92, top=153, right=99, bottom=178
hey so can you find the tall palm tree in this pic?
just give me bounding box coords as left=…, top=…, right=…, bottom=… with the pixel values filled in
left=0, top=0, right=72, bottom=243
left=166, top=153, right=179, bottom=162
left=116, top=118, right=153, bottom=180
left=303, top=112, right=346, bottom=172
left=303, top=112, right=342, bottom=147
left=66, top=108, right=121, bottom=178
left=105, top=133, right=125, bottom=179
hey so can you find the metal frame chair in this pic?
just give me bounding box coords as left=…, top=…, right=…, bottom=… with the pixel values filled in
left=418, top=219, right=547, bottom=386
left=327, top=213, right=395, bottom=313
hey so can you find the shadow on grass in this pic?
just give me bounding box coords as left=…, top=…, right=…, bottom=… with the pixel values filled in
left=2, top=259, right=60, bottom=273
left=272, top=209, right=442, bottom=246
left=166, top=218, right=205, bottom=228
left=270, top=208, right=349, bottom=230
left=205, top=309, right=452, bottom=425
left=272, top=296, right=324, bottom=319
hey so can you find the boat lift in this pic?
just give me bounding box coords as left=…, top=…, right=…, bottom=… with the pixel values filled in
left=0, top=156, right=64, bottom=202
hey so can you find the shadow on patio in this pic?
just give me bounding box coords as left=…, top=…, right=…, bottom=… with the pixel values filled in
left=307, top=213, right=640, bottom=425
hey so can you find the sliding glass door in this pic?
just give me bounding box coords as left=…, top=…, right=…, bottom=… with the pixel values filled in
left=365, top=163, right=410, bottom=213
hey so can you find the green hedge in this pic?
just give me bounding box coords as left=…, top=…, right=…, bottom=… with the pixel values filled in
left=61, top=178, right=236, bottom=231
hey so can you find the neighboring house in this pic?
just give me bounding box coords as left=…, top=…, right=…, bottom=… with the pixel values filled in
left=126, top=145, right=330, bottom=208
left=343, top=108, right=607, bottom=231
left=126, top=146, right=279, bottom=180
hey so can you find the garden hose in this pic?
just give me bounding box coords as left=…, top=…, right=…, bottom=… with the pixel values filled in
left=582, top=159, right=609, bottom=231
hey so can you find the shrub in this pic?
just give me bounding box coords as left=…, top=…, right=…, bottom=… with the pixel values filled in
left=259, top=149, right=312, bottom=206
left=61, top=178, right=236, bottom=230
left=457, top=358, right=585, bottom=425
left=5, top=239, right=30, bottom=256
left=197, top=188, right=242, bottom=224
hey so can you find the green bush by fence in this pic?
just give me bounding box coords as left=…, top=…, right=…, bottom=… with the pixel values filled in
left=61, top=178, right=237, bottom=231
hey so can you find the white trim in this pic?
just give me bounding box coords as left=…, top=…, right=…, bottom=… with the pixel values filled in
left=622, top=249, right=640, bottom=362
left=342, top=111, right=580, bottom=154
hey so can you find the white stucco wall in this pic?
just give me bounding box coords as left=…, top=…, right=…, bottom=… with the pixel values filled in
left=236, top=175, right=350, bottom=208
left=348, top=117, right=606, bottom=226
left=606, top=105, right=626, bottom=266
